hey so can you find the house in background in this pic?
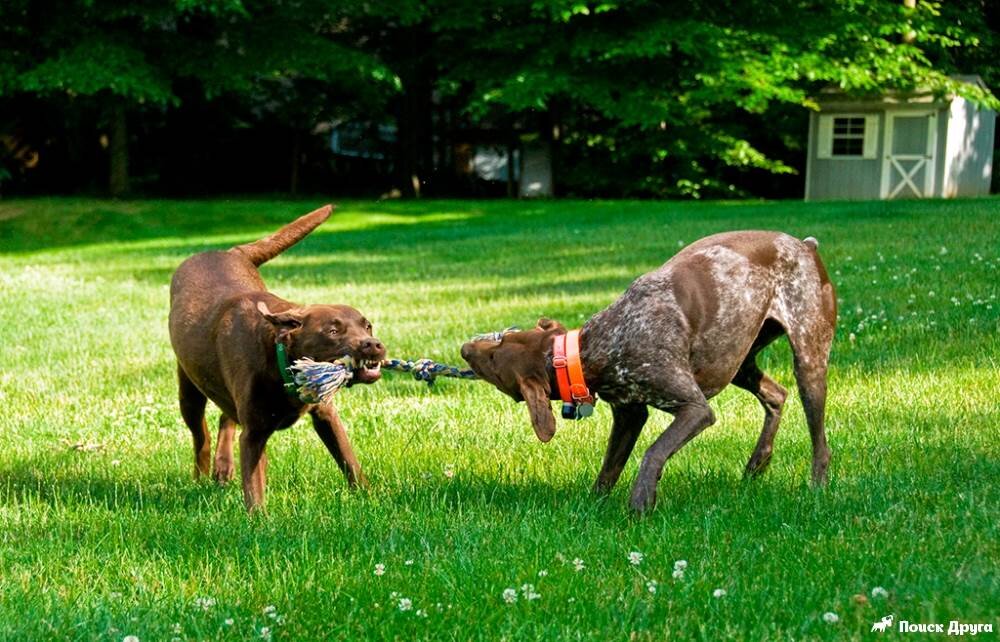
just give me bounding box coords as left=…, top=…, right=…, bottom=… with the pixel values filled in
left=805, top=76, right=996, bottom=200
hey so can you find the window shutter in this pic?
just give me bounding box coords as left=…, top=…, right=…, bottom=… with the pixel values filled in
left=863, top=115, right=878, bottom=159
left=816, top=115, right=833, bottom=159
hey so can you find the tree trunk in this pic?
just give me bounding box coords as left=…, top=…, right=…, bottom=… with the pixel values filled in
left=109, top=101, right=129, bottom=197
left=290, top=130, right=301, bottom=196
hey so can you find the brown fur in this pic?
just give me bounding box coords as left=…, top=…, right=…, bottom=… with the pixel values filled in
left=168, top=205, right=385, bottom=512
left=462, top=231, right=837, bottom=513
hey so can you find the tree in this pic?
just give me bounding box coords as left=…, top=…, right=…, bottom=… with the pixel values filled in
left=0, top=0, right=398, bottom=196
left=431, top=0, right=999, bottom=197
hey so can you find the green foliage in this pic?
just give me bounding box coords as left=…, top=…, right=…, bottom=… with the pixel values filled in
left=0, top=0, right=997, bottom=196
left=434, top=0, right=999, bottom=195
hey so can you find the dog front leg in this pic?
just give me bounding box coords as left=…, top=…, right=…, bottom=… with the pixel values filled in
left=310, top=404, right=369, bottom=489
left=594, top=403, right=648, bottom=495
left=240, top=426, right=273, bottom=513
left=630, top=400, right=715, bottom=513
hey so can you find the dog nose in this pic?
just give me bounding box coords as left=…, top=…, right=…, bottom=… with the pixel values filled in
left=460, top=343, right=472, bottom=361
left=361, top=338, right=384, bottom=355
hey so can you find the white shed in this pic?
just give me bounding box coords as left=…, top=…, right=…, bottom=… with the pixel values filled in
left=805, top=76, right=996, bottom=200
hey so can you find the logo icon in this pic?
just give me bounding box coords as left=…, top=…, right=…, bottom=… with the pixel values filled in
left=871, top=614, right=894, bottom=633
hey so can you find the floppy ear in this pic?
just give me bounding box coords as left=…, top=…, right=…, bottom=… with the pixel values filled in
left=257, top=301, right=304, bottom=334
left=536, top=317, right=566, bottom=332
left=518, top=375, right=556, bottom=443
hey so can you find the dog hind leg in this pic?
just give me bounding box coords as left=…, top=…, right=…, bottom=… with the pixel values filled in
left=213, top=414, right=237, bottom=483
left=787, top=325, right=834, bottom=486
left=178, top=365, right=211, bottom=478
left=732, top=321, right=789, bottom=477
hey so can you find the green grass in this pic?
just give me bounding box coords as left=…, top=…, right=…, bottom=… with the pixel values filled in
left=0, top=197, right=997, bottom=641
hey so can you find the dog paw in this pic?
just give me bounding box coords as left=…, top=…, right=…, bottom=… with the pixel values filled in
left=213, top=459, right=235, bottom=484
left=629, top=482, right=657, bottom=514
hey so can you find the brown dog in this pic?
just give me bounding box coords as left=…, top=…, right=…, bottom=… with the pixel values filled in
left=168, top=205, right=385, bottom=512
left=461, top=231, right=836, bottom=512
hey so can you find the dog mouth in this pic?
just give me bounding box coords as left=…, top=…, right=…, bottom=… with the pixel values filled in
left=342, top=355, right=382, bottom=384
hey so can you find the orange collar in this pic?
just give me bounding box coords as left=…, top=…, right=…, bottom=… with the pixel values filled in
left=552, top=329, right=595, bottom=419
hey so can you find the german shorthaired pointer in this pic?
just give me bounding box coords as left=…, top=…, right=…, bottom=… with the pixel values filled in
left=461, top=231, right=837, bottom=512
left=169, top=206, right=385, bottom=512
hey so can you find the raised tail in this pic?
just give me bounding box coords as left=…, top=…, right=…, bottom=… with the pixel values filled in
left=232, top=205, right=333, bottom=266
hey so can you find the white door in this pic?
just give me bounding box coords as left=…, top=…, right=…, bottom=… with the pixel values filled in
left=881, top=111, right=937, bottom=199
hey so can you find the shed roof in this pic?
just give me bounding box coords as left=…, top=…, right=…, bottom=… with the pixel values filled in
left=815, top=74, right=986, bottom=107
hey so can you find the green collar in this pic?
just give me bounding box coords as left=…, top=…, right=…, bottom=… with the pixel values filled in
left=275, top=343, right=299, bottom=397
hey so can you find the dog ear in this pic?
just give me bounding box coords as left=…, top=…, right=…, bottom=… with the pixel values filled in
left=257, top=301, right=304, bottom=331
left=518, top=375, right=556, bottom=443
left=536, top=317, right=566, bottom=332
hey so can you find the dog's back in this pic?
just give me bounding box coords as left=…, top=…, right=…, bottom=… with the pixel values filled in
left=168, top=205, right=333, bottom=391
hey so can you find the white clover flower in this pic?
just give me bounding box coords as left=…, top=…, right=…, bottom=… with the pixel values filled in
left=262, top=605, right=276, bottom=616
left=502, top=588, right=517, bottom=604
left=672, top=568, right=685, bottom=580
left=259, top=626, right=271, bottom=640
left=673, top=560, right=687, bottom=571
left=123, top=637, right=139, bottom=642
left=374, top=563, right=385, bottom=576
left=526, top=590, right=541, bottom=601
left=224, top=618, right=234, bottom=626
left=823, top=612, right=839, bottom=624
left=443, top=465, right=455, bottom=479
left=712, top=588, right=727, bottom=598
left=538, top=569, right=548, bottom=577
left=404, top=559, right=414, bottom=566
left=628, top=551, right=644, bottom=565
left=398, top=598, right=412, bottom=611
left=871, top=586, right=889, bottom=599
left=646, top=580, right=658, bottom=594
left=194, top=596, right=216, bottom=611
left=572, top=558, right=585, bottom=572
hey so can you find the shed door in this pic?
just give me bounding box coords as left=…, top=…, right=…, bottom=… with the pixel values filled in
left=881, top=112, right=937, bottom=199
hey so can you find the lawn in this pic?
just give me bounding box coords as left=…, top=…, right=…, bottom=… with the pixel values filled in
left=0, top=197, right=997, bottom=641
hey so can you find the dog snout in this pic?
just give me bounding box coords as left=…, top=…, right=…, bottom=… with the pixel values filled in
left=460, top=342, right=472, bottom=361
left=360, top=337, right=385, bottom=358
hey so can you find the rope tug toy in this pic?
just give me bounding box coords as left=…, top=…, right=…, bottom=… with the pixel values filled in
left=285, top=327, right=518, bottom=405
left=287, top=356, right=478, bottom=405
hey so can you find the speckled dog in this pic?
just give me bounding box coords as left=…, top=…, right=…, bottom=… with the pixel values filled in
left=461, top=231, right=837, bottom=512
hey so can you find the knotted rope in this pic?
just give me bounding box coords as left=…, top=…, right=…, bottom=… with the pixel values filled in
left=287, top=356, right=478, bottom=406
left=380, top=358, right=478, bottom=383
left=287, top=327, right=517, bottom=405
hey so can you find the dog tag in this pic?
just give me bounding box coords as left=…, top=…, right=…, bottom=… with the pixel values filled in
left=561, top=402, right=577, bottom=420
left=576, top=403, right=595, bottom=419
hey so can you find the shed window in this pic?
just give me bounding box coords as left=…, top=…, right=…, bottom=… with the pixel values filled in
left=816, top=114, right=878, bottom=159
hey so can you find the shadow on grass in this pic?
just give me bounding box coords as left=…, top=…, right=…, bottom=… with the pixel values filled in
left=6, top=196, right=992, bottom=254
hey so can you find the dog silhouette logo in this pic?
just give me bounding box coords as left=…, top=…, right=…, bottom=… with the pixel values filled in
left=871, top=614, right=894, bottom=633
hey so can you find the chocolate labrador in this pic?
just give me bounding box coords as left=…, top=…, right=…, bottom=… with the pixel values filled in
left=461, top=231, right=836, bottom=512
left=168, top=205, right=385, bottom=512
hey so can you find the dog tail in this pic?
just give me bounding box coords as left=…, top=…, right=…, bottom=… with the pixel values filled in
left=232, top=205, right=334, bottom=266
left=803, top=236, right=819, bottom=250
